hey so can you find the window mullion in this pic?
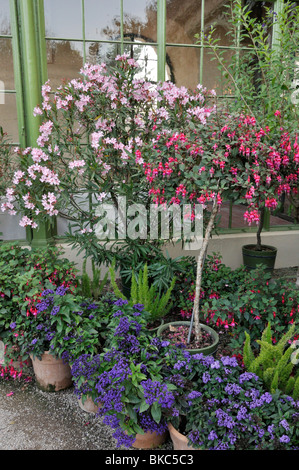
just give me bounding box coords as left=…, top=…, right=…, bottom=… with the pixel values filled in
left=157, top=0, right=166, bottom=82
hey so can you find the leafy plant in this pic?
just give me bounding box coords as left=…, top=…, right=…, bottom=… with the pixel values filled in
left=0, top=243, right=78, bottom=338
left=71, top=353, right=103, bottom=406
left=243, top=322, right=299, bottom=399
left=201, top=264, right=299, bottom=350
left=109, top=262, right=175, bottom=324
left=90, top=298, right=185, bottom=448
left=80, top=258, right=108, bottom=300
left=168, top=353, right=299, bottom=450
left=7, top=285, right=105, bottom=362
left=202, top=0, right=299, bottom=235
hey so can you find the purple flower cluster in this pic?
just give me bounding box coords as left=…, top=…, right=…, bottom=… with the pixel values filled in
left=177, top=352, right=299, bottom=450
left=36, top=297, right=54, bottom=313
left=141, top=379, right=175, bottom=409
left=139, top=414, right=167, bottom=435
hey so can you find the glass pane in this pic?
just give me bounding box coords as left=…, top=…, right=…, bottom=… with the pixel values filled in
left=201, top=47, right=233, bottom=93
left=0, top=213, right=26, bottom=240
left=84, top=0, right=121, bottom=41
left=0, top=93, right=19, bottom=142
left=0, top=0, right=11, bottom=35
left=166, top=0, right=201, bottom=45
left=166, top=45, right=233, bottom=92
left=46, top=40, right=84, bottom=89
left=166, top=46, right=200, bottom=90
left=123, top=0, right=157, bottom=42
left=44, top=0, right=83, bottom=39
left=216, top=202, right=292, bottom=229
left=124, top=41, right=159, bottom=82
left=0, top=38, right=15, bottom=90
left=86, top=41, right=119, bottom=66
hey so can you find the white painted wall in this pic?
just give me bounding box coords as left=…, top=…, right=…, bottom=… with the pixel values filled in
left=55, top=230, right=299, bottom=276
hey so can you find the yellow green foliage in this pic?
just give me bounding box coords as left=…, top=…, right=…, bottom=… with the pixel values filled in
left=243, top=322, right=298, bottom=399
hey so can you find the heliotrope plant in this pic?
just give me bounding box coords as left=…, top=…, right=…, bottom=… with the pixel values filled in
left=85, top=299, right=189, bottom=448
left=168, top=352, right=299, bottom=450
left=7, top=285, right=105, bottom=362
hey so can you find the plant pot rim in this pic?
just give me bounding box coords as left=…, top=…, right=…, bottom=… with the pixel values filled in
left=167, top=422, right=198, bottom=450
left=157, top=321, right=219, bottom=355
left=168, top=422, right=188, bottom=443
left=148, top=318, right=164, bottom=331
left=242, top=244, right=277, bottom=252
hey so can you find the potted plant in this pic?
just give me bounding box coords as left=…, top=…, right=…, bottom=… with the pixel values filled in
left=203, top=0, right=299, bottom=271
left=91, top=298, right=190, bottom=449
left=0, top=243, right=78, bottom=370
left=141, top=105, right=299, bottom=348
left=109, top=262, right=175, bottom=331
left=71, top=353, right=103, bottom=413
left=166, top=351, right=299, bottom=450
left=7, top=285, right=105, bottom=391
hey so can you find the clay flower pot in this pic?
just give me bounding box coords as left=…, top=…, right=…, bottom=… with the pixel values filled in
left=78, top=395, right=101, bottom=414
left=168, top=423, right=198, bottom=450
left=130, top=430, right=168, bottom=449
left=30, top=351, right=72, bottom=392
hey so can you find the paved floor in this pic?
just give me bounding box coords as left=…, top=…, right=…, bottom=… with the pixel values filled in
left=0, top=369, right=173, bottom=452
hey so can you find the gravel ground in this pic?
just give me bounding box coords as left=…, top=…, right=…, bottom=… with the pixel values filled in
left=0, top=373, right=174, bottom=451
left=0, top=266, right=297, bottom=452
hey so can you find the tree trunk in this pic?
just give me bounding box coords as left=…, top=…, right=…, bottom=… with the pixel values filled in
left=193, top=197, right=219, bottom=342
left=256, top=207, right=264, bottom=251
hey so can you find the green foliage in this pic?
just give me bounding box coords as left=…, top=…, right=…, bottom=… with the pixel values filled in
left=109, top=261, right=176, bottom=324
left=6, top=285, right=110, bottom=362
left=201, top=263, right=299, bottom=350
left=243, top=322, right=299, bottom=399
left=202, top=0, right=299, bottom=133
left=0, top=243, right=78, bottom=337
left=79, top=258, right=108, bottom=300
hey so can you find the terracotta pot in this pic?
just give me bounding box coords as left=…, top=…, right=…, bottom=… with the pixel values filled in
left=131, top=430, right=168, bottom=449
left=30, top=351, right=72, bottom=392
left=168, top=423, right=198, bottom=450
left=78, top=395, right=101, bottom=414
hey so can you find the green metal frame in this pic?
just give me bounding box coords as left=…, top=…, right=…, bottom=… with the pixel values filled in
left=9, top=0, right=56, bottom=247
left=3, top=0, right=298, bottom=246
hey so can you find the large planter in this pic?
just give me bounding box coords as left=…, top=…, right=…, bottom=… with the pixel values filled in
left=147, top=319, right=164, bottom=335
left=168, top=423, right=198, bottom=451
left=30, top=351, right=72, bottom=392
left=242, top=244, right=277, bottom=272
left=157, top=321, right=219, bottom=356
left=131, top=429, right=168, bottom=449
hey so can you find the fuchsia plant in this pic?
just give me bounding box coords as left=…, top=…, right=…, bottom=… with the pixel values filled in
left=1, top=55, right=298, bottom=341
left=141, top=111, right=299, bottom=340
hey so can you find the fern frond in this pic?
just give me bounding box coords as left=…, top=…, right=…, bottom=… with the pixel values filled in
left=243, top=331, right=255, bottom=370
left=109, top=263, right=127, bottom=300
